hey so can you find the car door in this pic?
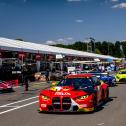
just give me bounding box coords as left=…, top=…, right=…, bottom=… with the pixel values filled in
left=92, top=76, right=101, bottom=103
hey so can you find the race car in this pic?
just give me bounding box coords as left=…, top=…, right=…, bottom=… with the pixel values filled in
left=115, top=69, right=126, bottom=82
left=0, top=80, right=14, bottom=91
left=39, top=74, right=109, bottom=112
left=88, top=72, right=116, bottom=87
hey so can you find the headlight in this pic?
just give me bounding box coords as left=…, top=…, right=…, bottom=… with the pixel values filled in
left=76, top=95, right=89, bottom=100
left=41, top=95, right=50, bottom=100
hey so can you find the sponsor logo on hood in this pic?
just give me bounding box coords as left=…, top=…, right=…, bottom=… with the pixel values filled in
left=54, top=92, right=71, bottom=96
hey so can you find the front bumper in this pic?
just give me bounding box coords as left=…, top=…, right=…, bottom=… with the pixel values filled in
left=116, top=78, right=126, bottom=82
left=39, top=99, right=94, bottom=112
left=119, top=78, right=126, bottom=82
left=39, top=106, right=94, bottom=112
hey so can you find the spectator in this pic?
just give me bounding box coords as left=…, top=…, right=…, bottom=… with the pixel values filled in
left=22, top=66, right=29, bottom=91
left=45, top=68, right=50, bottom=82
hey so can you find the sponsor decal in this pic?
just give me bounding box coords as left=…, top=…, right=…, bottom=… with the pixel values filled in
left=54, top=92, right=71, bottom=96
left=63, top=88, right=69, bottom=91
left=80, top=104, right=88, bottom=108
left=41, top=104, right=47, bottom=107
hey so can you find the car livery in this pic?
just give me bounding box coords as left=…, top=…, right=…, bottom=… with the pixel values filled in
left=115, top=69, right=126, bottom=82
left=39, top=74, right=109, bottom=112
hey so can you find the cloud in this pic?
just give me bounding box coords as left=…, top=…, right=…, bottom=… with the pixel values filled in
left=57, top=38, right=65, bottom=42
left=45, top=40, right=56, bottom=45
left=46, top=37, right=74, bottom=45
left=66, top=37, right=73, bottom=40
left=112, top=2, right=126, bottom=8
left=111, top=0, right=119, bottom=2
left=75, top=19, right=84, bottom=23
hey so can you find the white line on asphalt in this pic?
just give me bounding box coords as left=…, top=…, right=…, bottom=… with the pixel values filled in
left=0, top=106, right=19, bottom=108
left=0, top=96, right=38, bottom=107
left=13, top=86, right=21, bottom=89
left=0, top=101, right=38, bottom=115
left=97, top=123, right=105, bottom=125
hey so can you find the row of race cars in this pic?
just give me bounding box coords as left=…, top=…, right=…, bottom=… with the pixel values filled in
left=0, top=68, right=126, bottom=113
left=38, top=68, right=126, bottom=113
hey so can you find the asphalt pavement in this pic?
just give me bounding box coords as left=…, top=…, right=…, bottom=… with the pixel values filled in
left=0, top=82, right=126, bottom=126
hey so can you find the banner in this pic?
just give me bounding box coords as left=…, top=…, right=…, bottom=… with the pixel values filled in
left=18, top=52, right=26, bottom=60
left=35, top=54, right=42, bottom=61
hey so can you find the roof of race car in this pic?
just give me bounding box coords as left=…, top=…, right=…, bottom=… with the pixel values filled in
left=65, top=74, right=93, bottom=78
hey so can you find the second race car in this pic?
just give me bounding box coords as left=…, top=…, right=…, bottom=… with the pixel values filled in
left=88, top=71, right=116, bottom=87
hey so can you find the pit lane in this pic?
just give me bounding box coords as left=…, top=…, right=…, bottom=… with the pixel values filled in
left=0, top=82, right=126, bottom=126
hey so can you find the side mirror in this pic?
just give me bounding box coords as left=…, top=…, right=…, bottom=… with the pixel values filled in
left=51, top=81, right=57, bottom=86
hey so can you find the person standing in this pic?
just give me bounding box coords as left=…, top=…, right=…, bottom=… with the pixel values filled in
left=45, top=68, right=49, bottom=82
left=22, top=66, right=29, bottom=91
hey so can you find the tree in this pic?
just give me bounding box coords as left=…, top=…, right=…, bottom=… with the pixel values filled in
left=121, top=41, right=126, bottom=57
left=101, top=41, right=108, bottom=55
left=15, top=38, right=24, bottom=41
left=114, top=41, right=123, bottom=58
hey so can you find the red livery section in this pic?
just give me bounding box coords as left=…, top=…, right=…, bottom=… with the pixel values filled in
left=39, top=74, right=109, bottom=112
left=0, top=79, right=18, bottom=91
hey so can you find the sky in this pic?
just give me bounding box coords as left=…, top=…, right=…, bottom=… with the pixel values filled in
left=0, top=0, right=126, bottom=44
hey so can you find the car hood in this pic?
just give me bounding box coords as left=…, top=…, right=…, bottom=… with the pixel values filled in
left=116, top=74, right=126, bottom=78
left=40, top=86, right=94, bottom=98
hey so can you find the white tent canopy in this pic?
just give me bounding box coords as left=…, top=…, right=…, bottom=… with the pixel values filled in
left=0, top=37, right=117, bottom=60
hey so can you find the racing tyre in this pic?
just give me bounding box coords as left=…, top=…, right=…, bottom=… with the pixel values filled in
left=101, top=89, right=105, bottom=101
left=93, top=95, right=97, bottom=111
left=8, top=88, right=14, bottom=92
left=106, top=87, right=109, bottom=100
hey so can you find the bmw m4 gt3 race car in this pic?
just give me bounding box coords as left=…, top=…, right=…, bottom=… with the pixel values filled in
left=39, top=74, right=109, bottom=112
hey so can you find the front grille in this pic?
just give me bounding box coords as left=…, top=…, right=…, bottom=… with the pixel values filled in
left=62, top=97, right=71, bottom=110
left=52, top=97, right=71, bottom=111
left=52, top=97, right=61, bottom=110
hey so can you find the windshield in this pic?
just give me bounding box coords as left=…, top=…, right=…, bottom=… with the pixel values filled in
left=57, top=78, right=93, bottom=87
left=88, top=72, right=101, bottom=76
left=119, top=71, right=126, bottom=74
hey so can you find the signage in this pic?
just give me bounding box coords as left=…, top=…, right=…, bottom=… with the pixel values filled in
left=35, top=54, right=42, bottom=61
left=56, top=54, right=63, bottom=59
left=18, top=52, right=26, bottom=59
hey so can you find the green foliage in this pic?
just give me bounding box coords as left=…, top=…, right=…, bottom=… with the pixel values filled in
left=54, top=40, right=125, bottom=58
left=95, top=48, right=101, bottom=54
left=121, top=41, right=126, bottom=57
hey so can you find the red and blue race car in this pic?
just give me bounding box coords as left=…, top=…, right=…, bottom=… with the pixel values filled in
left=39, top=74, right=109, bottom=112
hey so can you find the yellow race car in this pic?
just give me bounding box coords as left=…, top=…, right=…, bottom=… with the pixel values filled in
left=115, top=69, right=126, bottom=82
